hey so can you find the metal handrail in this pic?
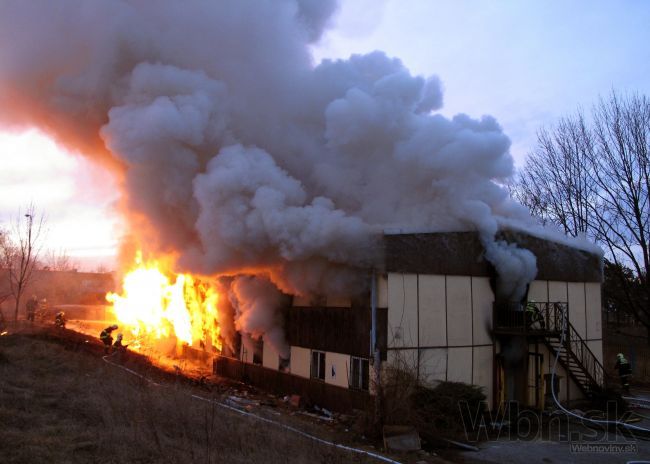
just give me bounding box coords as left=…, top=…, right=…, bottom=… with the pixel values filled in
left=493, top=301, right=607, bottom=394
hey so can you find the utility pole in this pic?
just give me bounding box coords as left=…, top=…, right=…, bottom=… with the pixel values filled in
left=371, top=269, right=382, bottom=429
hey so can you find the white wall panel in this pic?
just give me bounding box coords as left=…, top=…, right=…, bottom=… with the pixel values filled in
left=325, top=352, right=350, bottom=388
left=262, top=342, right=279, bottom=370
left=568, top=282, right=587, bottom=338
left=472, top=277, right=494, bottom=346
left=418, top=275, right=446, bottom=347
left=447, top=347, right=472, bottom=383
left=419, top=348, right=447, bottom=384
left=585, top=283, right=602, bottom=339
left=528, top=280, right=548, bottom=302
left=587, top=340, right=604, bottom=366
left=387, top=273, right=418, bottom=348
left=548, top=281, right=568, bottom=302
left=473, top=346, right=493, bottom=409
left=290, top=346, right=311, bottom=378
left=446, top=276, right=472, bottom=346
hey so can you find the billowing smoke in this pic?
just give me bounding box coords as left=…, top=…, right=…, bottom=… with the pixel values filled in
left=0, top=1, right=549, bottom=346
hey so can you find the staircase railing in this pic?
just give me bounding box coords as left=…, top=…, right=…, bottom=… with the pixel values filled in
left=493, top=301, right=608, bottom=397
left=560, top=311, right=607, bottom=390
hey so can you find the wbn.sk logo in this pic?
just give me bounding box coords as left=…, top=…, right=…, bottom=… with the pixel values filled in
left=458, top=400, right=638, bottom=452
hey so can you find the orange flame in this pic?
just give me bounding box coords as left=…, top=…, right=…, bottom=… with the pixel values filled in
left=106, top=252, right=222, bottom=352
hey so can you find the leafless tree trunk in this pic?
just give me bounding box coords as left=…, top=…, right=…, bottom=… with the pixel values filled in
left=1, top=205, right=45, bottom=322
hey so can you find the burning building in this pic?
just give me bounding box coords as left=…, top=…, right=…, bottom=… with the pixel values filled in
left=0, top=1, right=605, bottom=412
left=216, top=230, right=604, bottom=411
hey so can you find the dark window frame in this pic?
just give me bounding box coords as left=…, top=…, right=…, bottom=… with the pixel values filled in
left=311, top=350, right=326, bottom=381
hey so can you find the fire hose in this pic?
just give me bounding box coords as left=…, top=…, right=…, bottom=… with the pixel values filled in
left=101, top=352, right=403, bottom=464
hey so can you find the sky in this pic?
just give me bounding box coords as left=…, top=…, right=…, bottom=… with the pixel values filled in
left=1, top=0, right=649, bottom=271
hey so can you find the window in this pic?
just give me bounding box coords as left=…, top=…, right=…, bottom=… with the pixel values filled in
left=350, top=357, right=369, bottom=391
left=311, top=350, right=325, bottom=380
left=279, top=354, right=290, bottom=373
left=252, top=338, right=263, bottom=365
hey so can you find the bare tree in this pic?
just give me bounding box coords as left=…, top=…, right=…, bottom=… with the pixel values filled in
left=42, top=248, right=77, bottom=272
left=512, top=111, right=596, bottom=237
left=0, top=205, right=46, bottom=322
left=0, top=228, right=13, bottom=308
left=514, top=91, right=650, bottom=340
left=589, top=92, right=650, bottom=335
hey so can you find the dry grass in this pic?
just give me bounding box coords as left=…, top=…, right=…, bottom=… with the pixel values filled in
left=0, top=334, right=377, bottom=464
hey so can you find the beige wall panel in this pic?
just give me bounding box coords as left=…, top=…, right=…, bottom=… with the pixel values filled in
left=548, top=281, right=568, bottom=302
left=540, top=344, right=585, bottom=403
left=568, top=282, right=587, bottom=338
left=290, top=346, right=311, bottom=378
left=446, top=276, right=472, bottom=346
left=447, top=347, right=472, bottom=383
left=419, top=348, right=447, bottom=384
left=388, top=273, right=418, bottom=348
left=387, top=349, right=419, bottom=373
left=262, top=342, right=279, bottom=370
left=528, top=280, right=549, bottom=302
left=325, top=352, right=350, bottom=388
left=540, top=344, right=567, bottom=403
left=378, top=275, right=389, bottom=308
left=586, top=339, right=604, bottom=366
left=585, top=283, right=602, bottom=339
left=418, top=275, right=446, bottom=347
left=472, top=277, right=494, bottom=346
left=473, top=346, right=493, bottom=409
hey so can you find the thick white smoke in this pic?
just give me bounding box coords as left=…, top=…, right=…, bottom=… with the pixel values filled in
left=0, top=0, right=554, bottom=344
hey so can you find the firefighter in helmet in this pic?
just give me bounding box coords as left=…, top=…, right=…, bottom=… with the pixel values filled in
left=54, top=311, right=66, bottom=329
left=99, top=324, right=118, bottom=353
left=26, top=295, right=38, bottom=323
left=615, top=353, right=632, bottom=393
left=113, top=333, right=129, bottom=353
left=525, top=300, right=544, bottom=329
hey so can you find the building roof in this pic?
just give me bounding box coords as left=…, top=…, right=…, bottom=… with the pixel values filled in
left=383, top=230, right=602, bottom=282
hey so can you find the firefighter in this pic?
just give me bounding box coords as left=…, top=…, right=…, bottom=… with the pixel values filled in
left=615, top=353, right=632, bottom=393
left=99, top=324, right=118, bottom=353
left=26, top=295, right=38, bottom=322
left=525, top=300, right=544, bottom=329
left=113, top=333, right=128, bottom=352
left=54, top=311, right=66, bottom=329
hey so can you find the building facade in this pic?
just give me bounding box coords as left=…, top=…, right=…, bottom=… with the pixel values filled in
left=215, top=231, right=604, bottom=411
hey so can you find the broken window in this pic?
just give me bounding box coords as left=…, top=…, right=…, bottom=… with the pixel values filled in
left=252, top=338, right=263, bottom=365
left=311, top=350, right=325, bottom=380
left=279, top=354, right=290, bottom=373
left=350, top=356, right=369, bottom=390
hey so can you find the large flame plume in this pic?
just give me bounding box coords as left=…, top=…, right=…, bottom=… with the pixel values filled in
left=106, top=252, right=222, bottom=353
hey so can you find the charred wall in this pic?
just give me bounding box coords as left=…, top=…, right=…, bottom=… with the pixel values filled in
left=283, top=306, right=387, bottom=360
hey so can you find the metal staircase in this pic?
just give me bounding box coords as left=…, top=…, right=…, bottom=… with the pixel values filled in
left=494, top=302, right=607, bottom=399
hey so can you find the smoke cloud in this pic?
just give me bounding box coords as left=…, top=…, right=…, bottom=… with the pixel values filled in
left=0, top=0, right=573, bottom=344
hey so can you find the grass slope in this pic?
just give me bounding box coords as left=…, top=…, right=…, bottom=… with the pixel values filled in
left=0, top=333, right=377, bottom=464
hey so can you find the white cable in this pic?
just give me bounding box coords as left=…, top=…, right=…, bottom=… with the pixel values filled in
left=549, top=307, right=650, bottom=434
left=102, top=353, right=403, bottom=464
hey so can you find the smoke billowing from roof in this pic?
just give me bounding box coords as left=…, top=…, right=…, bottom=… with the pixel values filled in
left=0, top=0, right=550, bottom=348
